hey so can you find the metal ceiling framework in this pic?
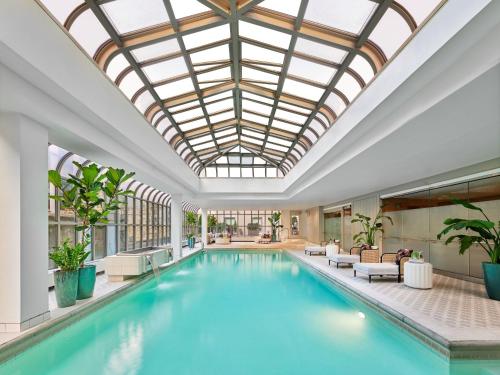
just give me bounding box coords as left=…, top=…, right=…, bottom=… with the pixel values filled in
left=40, top=0, right=443, bottom=178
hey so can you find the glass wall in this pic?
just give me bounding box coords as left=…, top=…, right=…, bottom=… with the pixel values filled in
left=382, top=175, right=500, bottom=279
left=207, top=210, right=281, bottom=241
left=48, top=145, right=171, bottom=269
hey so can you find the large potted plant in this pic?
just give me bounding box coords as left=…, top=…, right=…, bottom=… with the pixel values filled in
left=268, top=212, right=283, bottom=242
left=207, top=214, right=217, bottom=233
left=49, top=162, right=134, bottom=300
left=351, top=209, right=393, bottom=248
left=185, top=211, right=198, bottom=248
left=49, top=239, right=89, bottom=307
left=247, top=222, right=261, bottom=236
left=437, top=198, right=500, bottom=300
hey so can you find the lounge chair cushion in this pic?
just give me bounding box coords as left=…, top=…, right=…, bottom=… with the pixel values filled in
left=329, top=254, right=360, bottom=264
left=353, top=262, right=398, bottom=275
left=305, top=246, right=325, bottom=255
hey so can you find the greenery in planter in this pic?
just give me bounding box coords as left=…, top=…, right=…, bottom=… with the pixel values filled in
left=185, top=211, right=199, bottom=245
left=48, top=162, right=134, bottom=300
left=247, top=222, right=261, bottom=232
left=351, top=209, right=393, bottom=247
left=411, top=250, right=423, bottom=261
left=49, top=239, right=89, bottom=272
left=207, top=214, right=217, bottom=233
left=268, top=212, right=283, bottom=241
left=437, top=198, right=499, bottom=264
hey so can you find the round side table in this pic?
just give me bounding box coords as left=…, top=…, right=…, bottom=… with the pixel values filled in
left=404, top=262, right=433, bottom=289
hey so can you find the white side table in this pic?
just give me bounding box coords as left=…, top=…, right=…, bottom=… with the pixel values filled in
left=404, top=262, right=433, bottom=289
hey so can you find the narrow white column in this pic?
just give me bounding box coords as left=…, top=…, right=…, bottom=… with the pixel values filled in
left=170, top=194, right=183, bottom=261
left=201, top=208, right=208, bottom=247
left=0, top=113, right=49, bottom=332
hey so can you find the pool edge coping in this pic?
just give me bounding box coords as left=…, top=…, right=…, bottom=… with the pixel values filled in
left=285, top=250, right=500, bottom=360
left=0, top=249, right=202, bottom=366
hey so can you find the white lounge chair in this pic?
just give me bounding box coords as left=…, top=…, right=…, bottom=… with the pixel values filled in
left=328, top=246, right=361, bottom=268
left=353, top=250, right=411, bottom=283
left=304, top=245, right=326, bottom=256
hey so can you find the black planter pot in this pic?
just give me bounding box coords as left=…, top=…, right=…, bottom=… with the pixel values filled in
left=77, top=264, right=96, bottom=300
left=482, top=262, right=500, bottom=301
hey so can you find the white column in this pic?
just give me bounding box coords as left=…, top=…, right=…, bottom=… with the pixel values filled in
left=170, top=194, right=183, bottom=261
left=201, top=208, right=208, bottom=247
left=0, top=114, right=49, bottom=332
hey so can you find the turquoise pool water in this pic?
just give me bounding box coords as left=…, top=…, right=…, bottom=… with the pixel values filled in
left=1, top=251, right=498, bottom=374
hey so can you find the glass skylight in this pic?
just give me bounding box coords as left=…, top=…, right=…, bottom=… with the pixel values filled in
left=42, top=0, right=443, bottom=178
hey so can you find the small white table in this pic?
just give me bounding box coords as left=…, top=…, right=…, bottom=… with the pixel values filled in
left=404, top=262, right=433, bottom=289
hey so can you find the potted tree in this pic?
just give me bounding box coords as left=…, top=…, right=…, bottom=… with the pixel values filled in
left=437, top=198, right=500, bottom=300
left=351, top=209, right=393, bottom=249
left=49, top=239, right=88, bottom=307
left=208, top=214, right=217, bottom=233
left=268, top=212, right=283, bottom=242
left=185, top=211, right=198, bottom=248
left=49, top=162, right=134, bottom=300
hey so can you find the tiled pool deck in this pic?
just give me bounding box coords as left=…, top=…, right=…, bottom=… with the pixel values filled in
left=287, top=250, right=500, bottom=359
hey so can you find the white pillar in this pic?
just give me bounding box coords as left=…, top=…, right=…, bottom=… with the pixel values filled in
left=0, top=114, right=49, bottom=332
left=201, top=208, right=208, bottom=247
left=170, top=194, right=183, bottom=261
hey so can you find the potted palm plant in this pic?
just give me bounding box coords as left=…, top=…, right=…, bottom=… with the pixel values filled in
left=49, top=162, right=134, bottom=300
left=49, top=239, right=89, bottom=307
left=437, top=198, right=500, bottom=300
left=185, top=211, right=198, bottom=248
left=268, top=212, right=283, bottom=242
left=207, top=214, right=217, bottom=233
left=351, top=209, right=393, bottom=248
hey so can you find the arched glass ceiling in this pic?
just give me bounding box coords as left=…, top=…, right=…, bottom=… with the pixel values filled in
left=40, top=0, right=444, bottom=178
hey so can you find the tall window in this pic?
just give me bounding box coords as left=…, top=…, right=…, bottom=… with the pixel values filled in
left=207, top=210, right=281, bottom=241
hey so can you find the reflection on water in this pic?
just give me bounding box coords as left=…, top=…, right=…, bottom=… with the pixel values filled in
left=104, top=322, right=144, bottom=375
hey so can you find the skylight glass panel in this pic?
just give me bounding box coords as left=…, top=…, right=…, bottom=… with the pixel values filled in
left=228, top=155, right=240, bottom=164
left=350, top=55, right=375, bottom=83
left=119, top=71, right=143, bottom=98
left=152, top=110, right=165, bottom=126
left=258, top=0, right=302, bottom=16
left=278, top=101, right=312, bottom=115
left=217, top=167, right=229, bottom=177
left=143, top=57, right=188, bottom=82
left=325, top=92, right=346, bottom=116
left=241, top=168, right=253, bottom=177
left=215, top=128, right=237, bottom=138
left=216, top=156, right=228, bottom=164
left=106, top=54, right=129, bottom=81
left=242, top=111, right=268, bottom=125
left=253, top=157, right=266, bottom=165
left=242, top=99, right=272, bottom=116
left=218, top=134, right=238, bottom=144
left=272, top=119, right=301, bottom=133
left=193, top=141, right=215, bottom=151
left=242, top=43, right=284, bottom=65
left=229, top=168, right=241, bottom=178
left=210, top=110, right=234, bottom=124
left=242, top=91, right=274, bottom=105
left=266, top=168, right=277, bottom=178
left=170, top=0, right=211, bottom=19
left=369, top=8, right=412, bottom=58
left=197, top=67, right=232, bottom=82
left=288, top=57, right=336, bottom=85
left=304, top=0, right=377, bottom=34
left=242, top=156, right=253, bottom=165
left=190, top=44, right=230, bottom=64
left=41, top=0, right=81, bottom=24
left=156, top=118, right=170, bottom=134
left=335, top=73, right=362, bottom=101
left=239, top=21, right=291, bottom=49
left=205, top=98, right=233, bottom=113
left=155, top=77, right=195, bottom=99
left=397, top=0, right=442, bottom=25
left=172, top=107, right=204, bottom=123
left=205, top=91, right=232, bottom=103
left=163, top=127, right=177, bottom=142
left=303, top=128, right=318, bottom=143
left=310, top=119, right=325, bottom=136
left=179, top=118, right=206, bottom=132
left=102, top=0, right=169, bottom=34
left=183, top=25, right=230, bottom=49
left=268, top=136, right=292, bottom=147
left=242, top=67, right=279, bottom=84
left=254, top=168, right=265, bottom=177
left=206, top=167, right=216, bottom=177
left=241, top=136, right=262, bottom=146
left=294, top=37, right=347, bottom=63
left=266, top=142, right=288, bottom=152
left=69, top=9, right=109, bottom=56
left=168, top=99, right=200, bottom=112
left=274, top=109, right=307, bottom=124
left=189, top=134, right=213, bottom=145
left=134, top=91, right=155, bottom=113
left=242, top=129, right=265, bottom=139
left=131, top=39, right=180, bottom=61
left=282, top=79, right=324, bottom=101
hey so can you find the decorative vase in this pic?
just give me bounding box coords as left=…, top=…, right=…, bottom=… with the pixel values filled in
left=54, top=270, right=79, bottom=308
left=482, top=262, right=500, bottom=301
left=77, top=264, right=96, bottom=300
